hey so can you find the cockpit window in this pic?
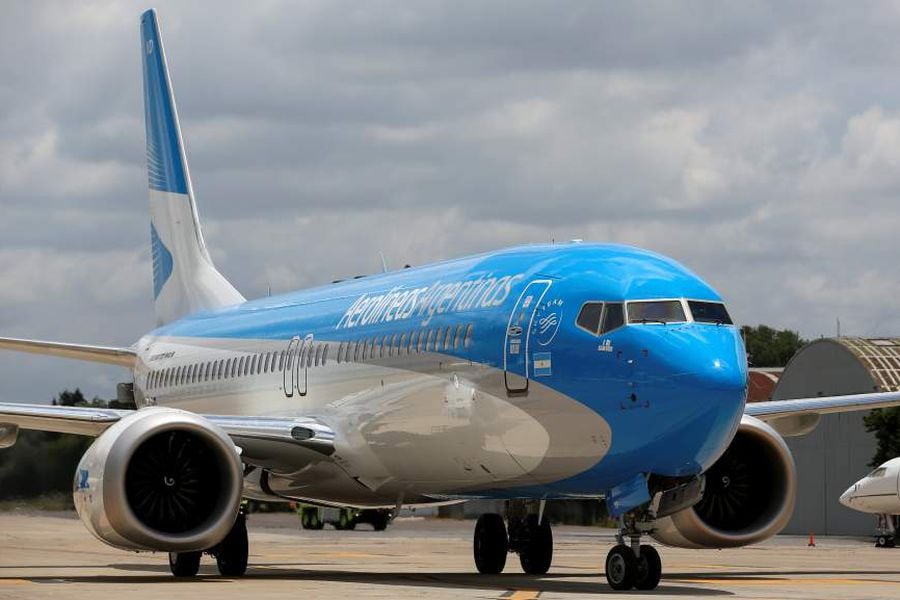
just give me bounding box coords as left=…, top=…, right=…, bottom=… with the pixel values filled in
left=627, top=300, right=686, bottom=324
left=688, top=301, right=733, bottom=325
left=576, top=302, right=625, bottom=336
left=868, top=467, right=887, bottom=478
left=576, top=302, right=604, bottom=334
left=600, top=303, right=624, bottom=334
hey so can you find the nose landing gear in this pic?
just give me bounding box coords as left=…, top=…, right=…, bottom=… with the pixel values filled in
left=605, top=518, right=662, bottom=591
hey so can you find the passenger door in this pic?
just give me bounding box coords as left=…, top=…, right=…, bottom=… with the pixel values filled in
left=295, top=334, right=312, bottom=397
left=503, top=279, right=552, bottom=395
left=282, top=336, right=300, bottom=398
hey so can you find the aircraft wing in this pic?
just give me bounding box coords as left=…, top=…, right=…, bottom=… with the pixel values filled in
left=0, top=336, right=136, bottom=367
left=745, top=390, right=900, bottom=436
left=0, top=403, right=335, bottom=463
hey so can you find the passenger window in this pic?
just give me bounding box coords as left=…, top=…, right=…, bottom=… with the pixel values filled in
left=627, top=300, right=686, bottom=324
left=435, top=327, right=445, bottom=351
left=576, top=302, right=604, bottom=334
left=360, top=340, right=368, bottom=361
left=688, top=300, right=733, bottom=325
left=278, top=351, right=285, bottom=371
left=444, top=326, right=453, bottom=350
left=414, top=330, right=423, bottom=353
left=337, top=342, right=345, bottom=364
left=262, top=353, right=270, bottom=373
left=426, top=329, right=435, bottom=351
left=600, top=303, right=624, bottom=334
left=370, top=338, right=378, bottom=360
left=315, top=344, right=323, bottom=366
left=381, top=335, right=389, bottom=358
left=237, top=357, right=245, bottom=376
left=249, top=355, right=256, bottom=375
left=453, top=324, right=463, bottom=349
left=306, top=344, right=314, bottom=368
left=321, top=345, right=329, bottom=366
left=464, top=324, right=474, bottom=349
left=230, top=358, right=238, bottom=377
left=399, top=333, right=408, bottom=354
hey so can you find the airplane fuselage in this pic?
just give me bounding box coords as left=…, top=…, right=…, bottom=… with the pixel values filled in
left=133, top=243, right=748, bottom=507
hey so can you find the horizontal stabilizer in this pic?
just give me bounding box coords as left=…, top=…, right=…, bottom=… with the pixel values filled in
left=0, top=337, right=136, bottom=367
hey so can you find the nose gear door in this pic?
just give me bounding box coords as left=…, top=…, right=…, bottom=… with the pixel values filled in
left=503, top=279, right=552, bottom=395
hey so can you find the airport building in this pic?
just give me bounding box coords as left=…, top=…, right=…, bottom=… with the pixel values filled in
left=768, top=337, right=900, bottom=536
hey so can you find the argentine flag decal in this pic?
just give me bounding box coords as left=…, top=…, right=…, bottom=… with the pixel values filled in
left=533, top=352, right=552, bottom=377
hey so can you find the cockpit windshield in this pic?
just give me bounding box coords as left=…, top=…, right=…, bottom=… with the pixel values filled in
left=627, top=300, right=686, bottom=324
left=867, top=467, right=887, bottom=478
left=688, top=301, right=733, bottom=325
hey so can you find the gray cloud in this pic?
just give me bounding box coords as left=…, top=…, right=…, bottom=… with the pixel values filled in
left=1, top=0, right=900, bottom=403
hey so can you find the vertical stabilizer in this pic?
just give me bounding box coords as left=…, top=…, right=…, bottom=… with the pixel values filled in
left=140, top=10, right=244, bottom=325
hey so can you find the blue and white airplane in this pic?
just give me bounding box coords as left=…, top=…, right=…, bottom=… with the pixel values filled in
left=2, top=9, right=900, bottom=591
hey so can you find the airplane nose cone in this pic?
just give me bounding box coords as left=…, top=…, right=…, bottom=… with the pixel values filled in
left=839, top=484, right=856, bottom=508
left=675, top=325, right=748, bottom=394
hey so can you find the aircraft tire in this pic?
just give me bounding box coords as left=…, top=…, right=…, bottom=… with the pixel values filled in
left=168, top=551, right=201, bottom=577
left=633, top=545, right=661, bottom=590
left=474, top=513, right=508, bottom=574
left=215, top=512, right=248, bottom=577
left=518, top=515, right=552, bottom=575
left=605, top=544, right=636, bottom=591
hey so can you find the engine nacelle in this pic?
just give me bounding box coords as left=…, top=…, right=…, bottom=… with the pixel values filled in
left=73, top=407, right=242, bottom=552
left=652, top=414, right=796, bottom=549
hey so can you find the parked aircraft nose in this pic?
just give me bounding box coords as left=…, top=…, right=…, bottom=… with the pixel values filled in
left=839, top=483, right=858, bottom=508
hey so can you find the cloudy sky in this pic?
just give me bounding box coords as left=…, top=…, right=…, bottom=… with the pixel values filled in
left=1, top=1, right=900, bottom=403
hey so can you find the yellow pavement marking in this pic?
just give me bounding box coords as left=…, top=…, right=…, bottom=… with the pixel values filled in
left=0, top=579, right=31, bottom=585
left=505, top=591, right=540, bottom=600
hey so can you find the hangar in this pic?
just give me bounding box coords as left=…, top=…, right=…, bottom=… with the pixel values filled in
left=771, top=337, right=900, bottom=535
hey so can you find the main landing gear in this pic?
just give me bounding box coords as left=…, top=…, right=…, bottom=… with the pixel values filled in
left=604, top=518, right=662, bottom=591
left=168, top=509, right=249, bottom=577
left=473, top=502, right=553, bottom=575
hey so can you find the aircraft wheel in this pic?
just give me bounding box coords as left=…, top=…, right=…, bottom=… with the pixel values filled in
left=215, top=512, right=248, bottom=577
left=605, top=544, right=636, bottom=591
left=474, top=513, right=508, bottom=574
left=519, top=515, right=553, bottom=575
left=168, top=551, right=201, bottom=577
left=633, top=545, right=662, bottom=590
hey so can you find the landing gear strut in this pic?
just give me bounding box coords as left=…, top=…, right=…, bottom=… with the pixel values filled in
left=473, top=502, right=554, bottom=575
left=604, top=518, right=661, bottom=591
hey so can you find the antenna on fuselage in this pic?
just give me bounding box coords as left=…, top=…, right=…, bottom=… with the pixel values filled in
left=379, top=252, right=389, bottom=273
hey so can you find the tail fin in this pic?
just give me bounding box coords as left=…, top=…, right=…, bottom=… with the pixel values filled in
left=140, top=10, right=244, bottom=325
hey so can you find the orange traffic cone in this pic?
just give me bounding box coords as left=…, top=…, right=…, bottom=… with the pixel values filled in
left=808, top=532, right=816, bottom=547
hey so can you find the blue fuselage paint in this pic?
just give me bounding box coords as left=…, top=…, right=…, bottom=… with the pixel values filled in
left=137, top=243, right=747, bottom=503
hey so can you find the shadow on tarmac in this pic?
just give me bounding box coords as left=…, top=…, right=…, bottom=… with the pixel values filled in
left=0, top=563, right=733, bottom=596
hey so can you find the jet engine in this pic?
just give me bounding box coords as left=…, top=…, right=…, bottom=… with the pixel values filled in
left=73, top=407, right=242, bottom=552
left=652, top=415, right=796, bottom=549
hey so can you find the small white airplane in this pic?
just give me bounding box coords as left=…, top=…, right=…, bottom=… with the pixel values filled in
left=840, top=458, right=900, bottom=547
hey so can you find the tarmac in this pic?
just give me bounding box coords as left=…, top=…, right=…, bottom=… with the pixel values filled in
left=1, top=511, right=899, bottom=599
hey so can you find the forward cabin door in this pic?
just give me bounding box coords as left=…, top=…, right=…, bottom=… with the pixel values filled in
left=503, top=279, right=552, bottom=395
left=282, top=336, right=300, bottom=398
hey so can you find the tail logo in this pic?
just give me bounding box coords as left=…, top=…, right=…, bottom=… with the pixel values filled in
left=146, top=39, right=154, bottom=55
left=151, top=224, right=173, bottom=299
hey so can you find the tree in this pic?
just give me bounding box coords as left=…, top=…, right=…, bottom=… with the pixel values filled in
left=740, top=325, right=806, bottom=368
left=0, top=389, right=111, bottom=502
left=863, top=408, right=900, bottom=467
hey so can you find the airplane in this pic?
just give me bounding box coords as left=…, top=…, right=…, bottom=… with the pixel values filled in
left=840, top=458, right=900, bottom=547
left=2, top=8, right=900, bottom=591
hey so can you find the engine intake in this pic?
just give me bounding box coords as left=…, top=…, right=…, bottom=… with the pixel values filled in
left=651, top=415, right=796, bottom=549
left=74, top=407, right=242, bottom=552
